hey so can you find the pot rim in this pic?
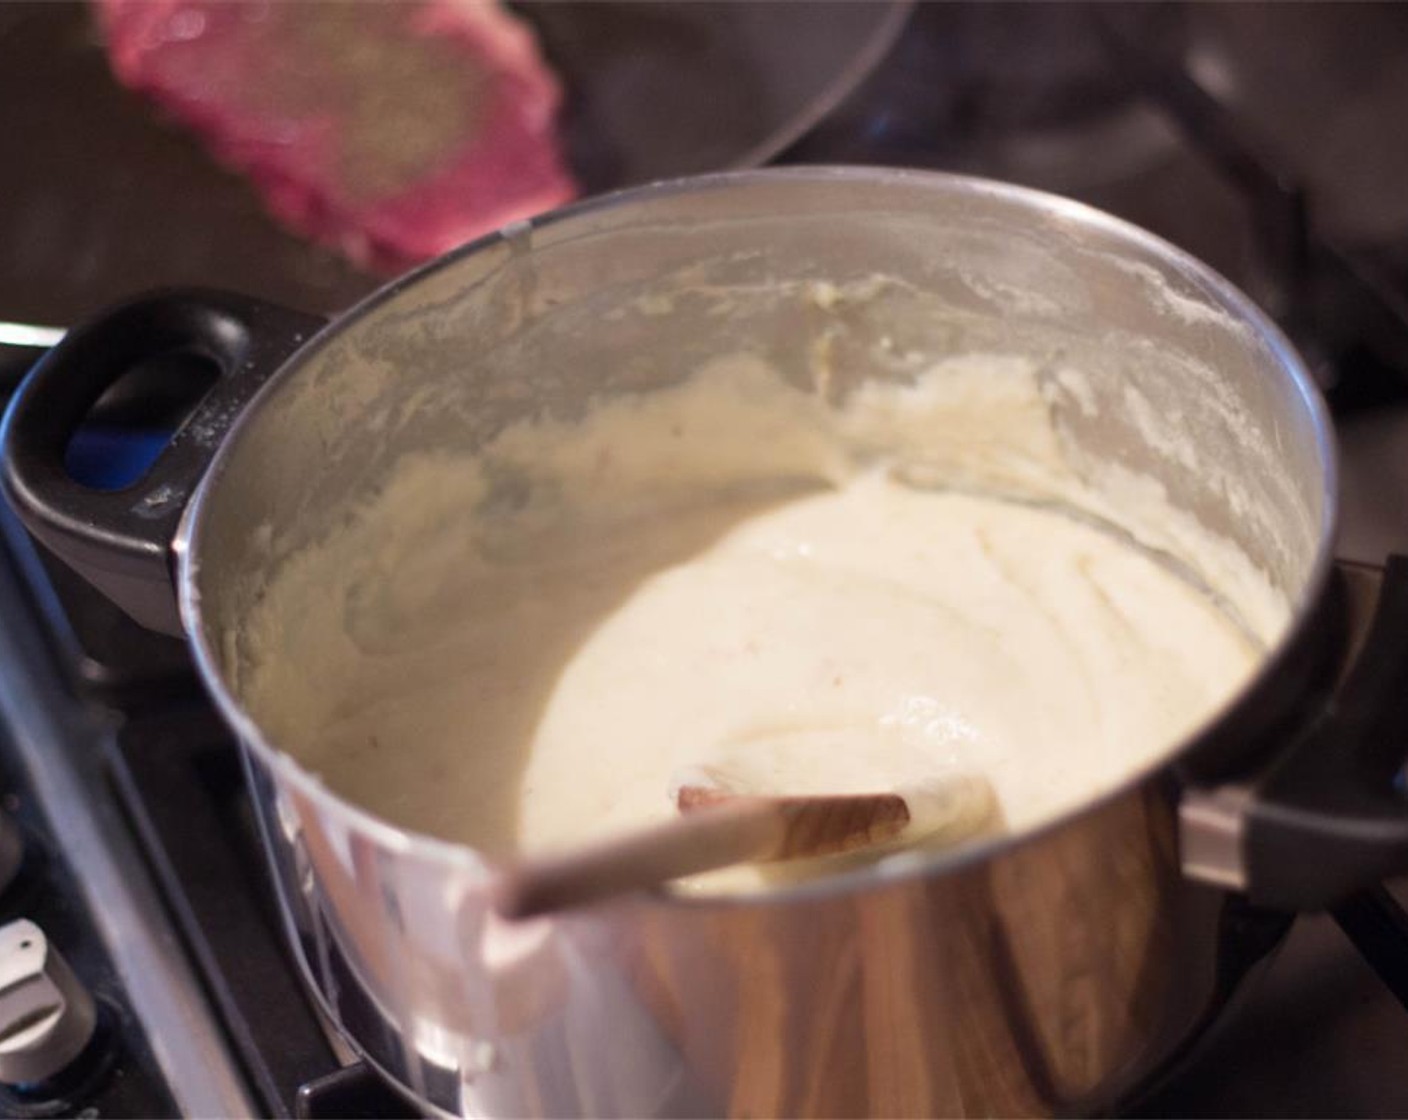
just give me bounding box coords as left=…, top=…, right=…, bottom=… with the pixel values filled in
left=173, top=165, right=1339, bottom=911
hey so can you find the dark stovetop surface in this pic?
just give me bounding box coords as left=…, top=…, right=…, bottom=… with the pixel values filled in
left=0, top=669, right=176, bottom=1119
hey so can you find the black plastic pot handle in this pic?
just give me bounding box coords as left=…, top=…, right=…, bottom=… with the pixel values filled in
left=1240, top=554, right=1408, bottom=909
left=0, top=289, right=326, bottom=635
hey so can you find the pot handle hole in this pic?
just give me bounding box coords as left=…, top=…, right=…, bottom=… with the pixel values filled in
left=0, top=289, right=326, bottom=635
left=1184, top=555, right=1408, bottom=909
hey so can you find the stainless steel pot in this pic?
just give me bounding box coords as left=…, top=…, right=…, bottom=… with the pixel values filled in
left=5, top=168, right=1408, bottom=1118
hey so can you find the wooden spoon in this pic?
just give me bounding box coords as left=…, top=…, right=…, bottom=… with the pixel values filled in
left=493, top=777, right=992, bottom=920
left=675, top=784, right=911, bottom=857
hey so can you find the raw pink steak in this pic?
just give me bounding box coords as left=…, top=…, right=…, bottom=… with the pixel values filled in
left=95, top=0, right=578, bottom=271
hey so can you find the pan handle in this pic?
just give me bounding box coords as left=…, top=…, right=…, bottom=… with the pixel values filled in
left=1183, top=555, right=1408, bottom=909
left=0, top=289, right=326, bottom=634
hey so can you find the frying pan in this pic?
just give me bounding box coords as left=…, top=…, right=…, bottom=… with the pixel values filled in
left=0, top=1, right=909, bottom=339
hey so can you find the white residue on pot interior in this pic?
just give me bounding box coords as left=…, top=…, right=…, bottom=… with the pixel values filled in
left=1105, top=255, right=1255, bottom=333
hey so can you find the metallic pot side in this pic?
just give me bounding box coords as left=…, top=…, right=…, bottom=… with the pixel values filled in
left=246, top=746, right=1226, bottom=1116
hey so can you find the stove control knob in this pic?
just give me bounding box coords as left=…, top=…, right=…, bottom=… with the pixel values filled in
left=0, top=921, right=96, bottom=1086
left=0, top=814, right=21, bottom=895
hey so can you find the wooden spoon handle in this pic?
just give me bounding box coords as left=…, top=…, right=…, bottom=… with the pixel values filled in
left=493, top=791, right=910, bottom=920
left=493, top=798, right=781, bottom=920
left=677, top=786, right=912, bottom=859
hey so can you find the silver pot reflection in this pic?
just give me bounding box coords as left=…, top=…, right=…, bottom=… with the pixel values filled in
left=2, top=169, right=1342, bottom=1116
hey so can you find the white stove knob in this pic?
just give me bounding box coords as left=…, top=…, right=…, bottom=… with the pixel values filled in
left=0, top=920, right=97, bottom=1086
left=0, top=814, right=21, bottom=895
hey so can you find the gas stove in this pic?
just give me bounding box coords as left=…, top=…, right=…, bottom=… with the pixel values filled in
left=4, top=3, right=1408, bottom=1117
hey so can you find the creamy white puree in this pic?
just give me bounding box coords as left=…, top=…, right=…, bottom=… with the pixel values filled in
left=236, top=356, right=1283, bottom=876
